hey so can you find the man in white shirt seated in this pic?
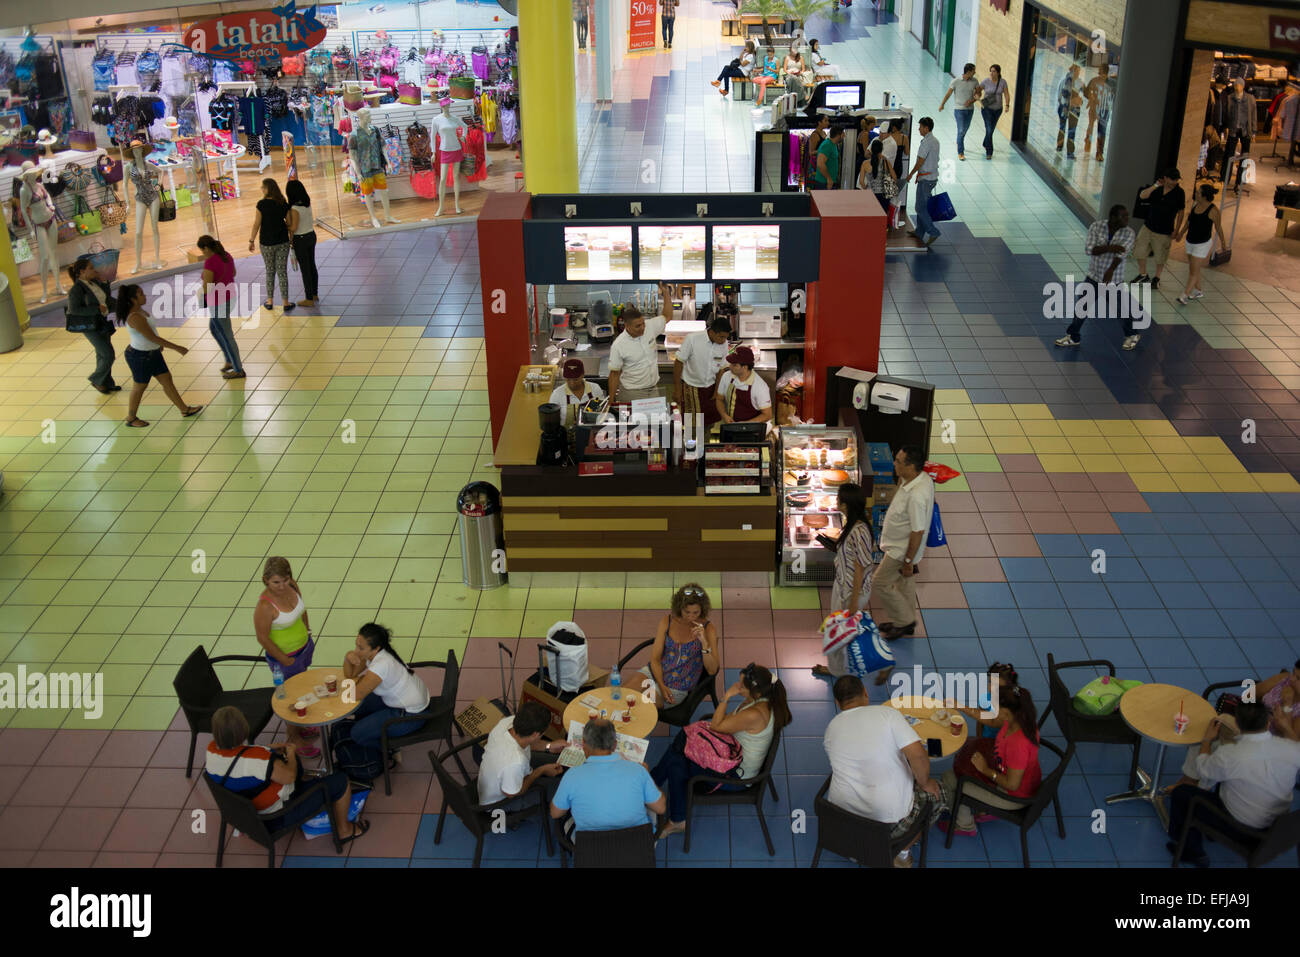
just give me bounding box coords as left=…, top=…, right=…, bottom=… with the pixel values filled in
left=1166, top=702, right=1300, bottom=867
left=823, top=675, right=949, bottom=867
left=477, top=701, right=565, bottom=808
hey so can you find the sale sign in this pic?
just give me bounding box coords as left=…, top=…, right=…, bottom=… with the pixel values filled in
left=629, top=0, right=656, bottom=51
left=182, top=0, right=327, bottom=62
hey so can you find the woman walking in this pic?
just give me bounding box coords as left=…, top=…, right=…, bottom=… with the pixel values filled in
left=286, top=180, right=320, bottom=307
left=1174, top=183, right=1227, bottom=305
left=812, top=483, right=877, bottom=680
left=248, top=178, right=294, bottom=313
left=978, top=64, right=1010, bottom=159
left=115, top=284, right=202, bottom=427
left=197, top=235, right=244, bottom=380
left=65, top=259, right=119, bottom=394
left=858, top=138, right=897, bottom=213
left=880, top=118, right=910, bottom=231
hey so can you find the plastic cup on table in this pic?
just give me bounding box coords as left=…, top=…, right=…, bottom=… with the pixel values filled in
left=950, top=714, right=965, bottom=736
left=1174, top=712, right=1189, bottom=735
left=325, top=675, right=338, bottom=694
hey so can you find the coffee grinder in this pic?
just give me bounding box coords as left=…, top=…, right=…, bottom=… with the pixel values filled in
left=536, top=403, right=570, bottom=466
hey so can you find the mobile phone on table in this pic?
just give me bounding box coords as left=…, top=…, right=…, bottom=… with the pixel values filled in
left=926, top=738, right=943, bottom=757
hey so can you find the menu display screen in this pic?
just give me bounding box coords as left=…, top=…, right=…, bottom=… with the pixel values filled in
left=712, top=225, right=781, bottom=279
left=638, top=226, right=707, bottom=279
left=564, top=226, right=633, bottom=281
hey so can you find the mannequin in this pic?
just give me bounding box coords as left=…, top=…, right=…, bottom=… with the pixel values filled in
left=432, top=97, right=465, bottom=216
left=348, top=108, right=399, bottom=228
left=17, top=162, right=64, bottom=303
left=125, top=140, right=165, bottom=273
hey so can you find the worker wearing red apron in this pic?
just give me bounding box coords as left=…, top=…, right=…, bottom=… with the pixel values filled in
left=715, top=346, right=775, bottom=426
left=548, top=358, right=606, bottom=449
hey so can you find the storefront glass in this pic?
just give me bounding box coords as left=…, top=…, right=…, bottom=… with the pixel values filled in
left=1019, top=5, right=1119, bottom=217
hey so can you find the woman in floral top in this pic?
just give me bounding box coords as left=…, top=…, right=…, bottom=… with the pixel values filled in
left=813, top=483, right=876, bottom=680
left=641, top=583, right=721, bottom=707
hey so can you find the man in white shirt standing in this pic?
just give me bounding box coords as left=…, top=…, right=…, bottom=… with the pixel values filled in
left=607, top=298, right=669, bottom=404
left=904, top=116, right=942, bottom=247
left=477, top=700, right=565, bottom=808
left=1167, top=702, right=1300, bottom=867
left=673, top=315, right=731, bottom=426
left=875, top=445, right=934, bottom=640
left=824, top=675, right=948, bottom=867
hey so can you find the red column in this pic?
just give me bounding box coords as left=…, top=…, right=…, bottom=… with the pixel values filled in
left=478, top=191, right=533, bottom=445
left=804, top=190, right=885, bottom=420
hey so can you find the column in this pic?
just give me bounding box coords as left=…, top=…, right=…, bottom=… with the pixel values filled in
left=0, top=216, right=32, bottom=332
left=595, top=0, right=612, bottom=102
left=1099, top=0, right=1182, bottom=218
left=518, top=0, right=579, bottom=193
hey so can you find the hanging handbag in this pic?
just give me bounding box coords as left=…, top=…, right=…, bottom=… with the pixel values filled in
left=97, top=198, right=127, bottom=228
left=681, top=721, right=743, bottom=775
left=880, top=170, right=899, bottom=199
left=158, top=199, right=177, bottom=222
left=926, top=500, right=946, bottom=548
left=282, top=53, right=305, bottom=76
left=57, top=220, right=79, bottom=244
left=72, top=194, right=103, bottom=235
left=460, top=152, right=477, bottom=177
left=96, top=156, right=123, bottom=184
left=410, top=169, right=437, bottom=198
left=86, top=242, right=121, bottom=283
left=1132, top=184, right=1154, bottom=220
left=397, top=82, right=421, bottom=105
left=449, top=74, right=475, bottom=99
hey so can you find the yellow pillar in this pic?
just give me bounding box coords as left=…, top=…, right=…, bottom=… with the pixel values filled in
left=0, top=215, right=31, bottom=332
left=518, top=0, right=579, bottom=193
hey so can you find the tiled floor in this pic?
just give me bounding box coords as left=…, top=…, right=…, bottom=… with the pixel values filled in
left=2, top=1, right=1299, bottom=868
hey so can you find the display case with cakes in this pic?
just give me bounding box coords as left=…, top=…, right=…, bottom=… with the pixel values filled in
left=778, top=425, right=861, bottom=585
left=703, top=441, right=773, bottom=495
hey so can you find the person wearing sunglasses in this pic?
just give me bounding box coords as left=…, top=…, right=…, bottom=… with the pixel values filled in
left=640, top=583, right=721, bottom=707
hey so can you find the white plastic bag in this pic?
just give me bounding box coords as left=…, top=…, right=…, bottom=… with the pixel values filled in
left=545, top=621, right=589, bottom=693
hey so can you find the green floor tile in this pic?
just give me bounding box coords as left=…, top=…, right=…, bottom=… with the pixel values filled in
left=115, top=695, right=180, bottom=730
left=574, top=587, right=627, bottom=609
left=98, top=662, right=150, bottom=696
left=412, top=635, right=466, bottom=662
left=129, top=605, right=187, bottom=634
left=5, top=579, right=64, bottom=604
left=107, top=634, right=170, bottom=666
left=474, top=586, right=528, bottom=610
left=955, top=453, right=1003, bottom=472
left=624, top=587, right=666, bottom=609
left=8, top=634, right=70, bottom=661
left=521, top=609, right=575, bottom=638
left=419, top=610, right=474, bottom=638
left=60, top=695, right=129, bottom=730
left=526, top=587, right=579, bottom=610
left=382, top=581, right=435, bottom=608
left=470, top=609, right=523, bottom=638
left=769, top=587, right=824, bottom=610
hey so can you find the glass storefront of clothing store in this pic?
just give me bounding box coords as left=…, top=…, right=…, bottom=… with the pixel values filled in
left=2, top=0, right=521, bottom=310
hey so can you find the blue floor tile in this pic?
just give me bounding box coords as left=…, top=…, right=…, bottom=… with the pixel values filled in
left=1010, top=581, right=1066, bottom=608
left=1000, top=557, right=1054, bottom=581
left=1119, top=609, right=1180, bottom=637
left=1021, top=609, right=1080, bottom=638
left=971, top=609, right=1028, bottom=639
left=1070, top=608, right=1130, bottom=636
left=922, top=609, right=979, bottom=638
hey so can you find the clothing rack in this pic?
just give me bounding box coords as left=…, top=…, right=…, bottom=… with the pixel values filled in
left=94, top=33, right=183, bottom=55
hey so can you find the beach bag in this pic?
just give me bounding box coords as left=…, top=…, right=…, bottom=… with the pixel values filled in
left=398, top=82, right=421, bottom=105
left=10, top=236, right=33, bottom=265
left=96, top=156, right=123, bottom=184
left=1073, top=675, right=1143, bottom=716
left=282, top=53, right=305, bottom=76
left=97, top=199, right=127, bottom=228
left=165, top=186, right=193, bottom=208
left=301, top=788, right=370, bottom=839
left=682, top=721, right=742, bottom=774
left=342, top=89, right=364, bottom=111
left=820, top=610, right=894, bottom=679
left=449, top=74, right=475, bottom=99
left=410, top=169, right=437, bottom=198
left=158, top=199, right=177, bottom=222
left=85, top=243, right=121, bottom=283
left=57, top=220, right=79, bottom=244
left=72, top=195, right=102, bottom=235
left=543, top=621, right=589, bottom=693
left=926, top=500, right=946, bottom=548
left=927, top=190, right=957, bottom=222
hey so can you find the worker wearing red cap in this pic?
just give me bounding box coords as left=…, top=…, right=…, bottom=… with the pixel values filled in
left=715, top=346, right=773, bottom=426
left=548, top=358, right=605, bottom=433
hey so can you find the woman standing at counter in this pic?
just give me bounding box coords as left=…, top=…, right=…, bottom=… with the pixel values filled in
left=715, top=346, right=773, bottom=425
left=641, top=583, right=721, bottom=707
left=548, top=358, right=605, bottom=429
left=812, top=483, right=877, bottom=681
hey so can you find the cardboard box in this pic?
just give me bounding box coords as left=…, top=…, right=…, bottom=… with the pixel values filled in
left=455, top=696, right=506, bottom=740
left=873, top=482, right=897, bottom=506
left=867, top=442, right=894, bottom=476
left=519, top=664, right=610, bottom=741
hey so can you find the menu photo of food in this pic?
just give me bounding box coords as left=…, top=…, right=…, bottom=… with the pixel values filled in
left=712, top=224, right=780, bottom=279
left=639, top=226, right=706, bottom=279
left=564, top=226, right=634, bottom=281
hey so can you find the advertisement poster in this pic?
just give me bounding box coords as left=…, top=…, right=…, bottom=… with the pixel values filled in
left=629, top=0, right=656, bottom=51
left=565, top=226, right=634, bottom=281
left=712, top=225, right=780, bottom=280
left=638, top=226, right=706, bottom=280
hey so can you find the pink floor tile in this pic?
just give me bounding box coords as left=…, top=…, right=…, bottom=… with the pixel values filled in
left=1057, top=491, right=1107, bottom=512
left=421, top=779, right=447, bottom=815
left=93, top=730, right=165, bottom=768
left=1016, top=491, right=1064, bottom=511
left=127, top=768, right=198, bottom=809
left=770, top=608, right=826, bottom=634
left=952, top=556, right=1007, bottom=581
left=581, top=637, right=620, bottom=669
left=162, top=806, right=220, bottom=855
left=0, top=767, right=27, bottom=804
left=944, top=534, right=996, bottom=557
left=11, top=765, right=87, bottom=806
left=367, top=773, right=432, bottom=814
left=723, top=587, right=772, bottom=609
left=722, top=638, right=778, bottom=666
left=981, top=512, right=1032, bottom=533
left=101, top=807, right=182, bottom=853
left=29, top=850, right=96, bottom=868
left=916, top=555, right=958, bottom=581
left=168, top=710, right=192, bottom=731
left=1090, top=473, right=1140, bottom=493
left=1048, top=473, right=1095, bottom=492
left=41, top=807, right=122, bottom=852
left=722, top=572, right=770, bottom=588
left=455, top=669, right=502, bottom=701
left=940, top=511, right=987, bottom=534
left=1007, top=472, right=1055, bottom=492
left=1025, top=512, right=1076, bottom=534
left=989, top=533, right=1043, bottom=557
left=720, top=609, right=774, bottom=638
left=621, top=609, right=665, bottom=637
left=966, top=473, right=1012, bottom=492
left=935, top=491, right=977, bottom=511
left=0, top=850, right=34, bottom=867
left=149, top=730, right=201, bottom=770
left=68, top=766, right=142, bottom=807
left=774, top=638, right=827, bottom=668
left=997, top=453, right=1044, bottom=472
left=972, top=491, right=1023, bottom=512
left=93, top=852, right=160, bottom=867
left=153, top=852, right=229, bottom=867
left=913, top=582, right=969, bottom=608
left=572, top=609, right=624, bottom=638
left=1103, top=492, right=1150, bottom=512
left=0, top=729, right=55, bottom=766
left=41, top=729, right=110, bottom=766
left=348, top=811, right=422, bottom=857
left=1070, top=512, right=1119, bottom=535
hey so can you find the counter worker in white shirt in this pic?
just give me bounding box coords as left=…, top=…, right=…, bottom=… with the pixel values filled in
left=477, top=700, right=567, bottom=809
left=874, top=445, right=935, bottom=640
left=607, top=283, right=673, bottom=404
left=1166, top=702, right=1300, bottom=866
left=673, top=314, right=731, bottom=427
left=824, top=675, right=949, bottom=867
left=714, top=346, right=773, bottom=426
left=549, top=357, right=606, bottom=451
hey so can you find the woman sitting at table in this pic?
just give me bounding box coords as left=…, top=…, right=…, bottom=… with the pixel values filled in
left=205, top=705, right=368, bottom=842
left=332, top=623, right=432, bottom=778
left=650, top=663, right=791, bottom=840
left=715, top=346, right=773, bottom=426
left=641, top=583, right=721, bottom=707
left=953, top=662, right=1020, bottom=740
left=939, top=685, right=1042, bottom=837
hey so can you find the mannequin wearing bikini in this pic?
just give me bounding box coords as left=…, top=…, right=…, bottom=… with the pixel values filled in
left=17, top=162, right=63, bottom=302
left=433, top=98, right=464, bottom=216
left=125, top=140, right=165, bottom=274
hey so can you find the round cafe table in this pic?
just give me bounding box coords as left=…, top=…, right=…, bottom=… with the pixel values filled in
left=1106, top=682, right=1216, bottom=828
left=561, top=686, right=658, bottom=739
left=270, top=667, right=360, bottom=775
left=886, top=695, right=970, bottom=757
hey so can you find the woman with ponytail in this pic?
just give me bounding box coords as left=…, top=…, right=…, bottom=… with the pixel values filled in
left=116, top=283, right=202, bottom=427
left=650, top=662, right=791, bottom=840
left=334, top=623, right=432, bottom=778
left=940, top=685, right=1042, bottom=837
left=197, top=234, right=244, bottom=380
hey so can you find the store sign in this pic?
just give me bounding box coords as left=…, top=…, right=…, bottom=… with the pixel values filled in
left=1270, top=15, right=1300, bottom=52
left=181, top=1, right=328, bottom=61
left=629, top=0, right=656, bottom=51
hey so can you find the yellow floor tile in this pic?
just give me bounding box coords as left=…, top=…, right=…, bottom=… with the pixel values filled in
left=1174, top=473, right=1220, bottom=492
left=1056, top=420, right=1101, bottom=436
left=1011, top=403, right=1054, bottom=419
left=1132, top=472, right=1179, bottom=492
left=1096, top=419, right=1140, bottom=435
left=1020, top=420, right=1064, bottom=437
left=1036, top=453, right=1084, bottom=472
left=1158, top=454, right=1204, bottom=474
left=1212, top=473, right=1261, bottom=492
left=1066, top=436, right=1110, bottom=454
left=1133, top=420, right=1178, bottom=436
left=974, top=404, right=1016, bottom=420
left=1085, top=453, right=1126, bottom=471
left=934, top=389, right=972, bottom=404
left=989, top=435, right=1034, bottom=454
left=982, top=420, right=1026, bottom=437
left=949, top=437, right=994, bottom=454
left=1028, top=436, right=1073, bottom=454
left=1198, top=454, right=1246, bottom=473
left=1107, top=436, right=1153, bottom=454
left=1184, top=436, right=1232, bottom=455
left=1144, top=436, right=1191, bottom=454
left=1123, top=453, right=1166, bottom=472
left=1254, top=473, right=1300, bottom=492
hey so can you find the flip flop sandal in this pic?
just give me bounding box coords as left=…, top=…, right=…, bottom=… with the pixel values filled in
left=339, top=819, right=371, bottom=844
left=125, top=417, right=149, bottom=427
left=181, top=406, right=204, bottom=417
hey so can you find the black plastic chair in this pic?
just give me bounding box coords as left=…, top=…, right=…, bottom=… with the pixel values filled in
left=173, top=645, right=276, bottom=778
left=201, top=772, right=342, bottom=867
left=944, top=737, right=1073, bottom=868
left=1044, top=654, right=1141, bottom=790
left=1172, top=795, right=1300, bottom=868
left=617, top=638, right=720, bottom=727
left=684, top=725, right=783, bottom=855
left=428, top=737, right=555, bottom=868
left=811, top=775, right=933, bottom=867
left=377, top=650, right=461, bottom=796
left=556, top=822, right=656, bottom=867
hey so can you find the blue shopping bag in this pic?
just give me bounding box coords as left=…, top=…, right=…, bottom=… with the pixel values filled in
left=301, top=787, right=370, bottom=839
left=821, top=610, right=895, bottom=679
left=927, top=191, right=957, bottom=222
left=926, top=500, right=947, bottom=548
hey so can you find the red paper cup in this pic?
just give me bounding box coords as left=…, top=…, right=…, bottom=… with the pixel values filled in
left=949, top=715, right=964, bottom=736
left=293, top=700, right=308, bottom=717
left=325, top=675, right=338, bottom=693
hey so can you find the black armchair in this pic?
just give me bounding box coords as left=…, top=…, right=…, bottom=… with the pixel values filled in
left=684, top=725, right=783, bottom=855
left=617, top=638, right=719, bottom=727
left=1044, top=654, right=1141, bottom=790
left=1172, top=794, right=1300, bottom=868
left=174, top=645, right=276, bottom=778
left=201, top=773, right=342, bottom=867
left=377, top=649, right=460, bottom=795
left=556, top=823, right=656, bottom=867
left=811, top=775, right=933, bottom=867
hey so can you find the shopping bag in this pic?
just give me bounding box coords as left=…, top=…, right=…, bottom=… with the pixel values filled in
left=922, top=462, right=961, bottom=484
left=85, top=242, right=121, bottom=283
left=164, top=186, right=193, bottom=208
left=819, top=610, right=894, bottom=679
left=300, top=788, right=370, bottom=839
left=927, top=190, right=957, bottom=222
left=926, top=500, right=946, bottom=549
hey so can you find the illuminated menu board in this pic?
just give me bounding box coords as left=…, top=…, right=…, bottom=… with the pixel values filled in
left=711, top=225, right=780, bottom=279
left=638, top=226, right=707, bottom=280
left=564, top=226, right=634, bottom=281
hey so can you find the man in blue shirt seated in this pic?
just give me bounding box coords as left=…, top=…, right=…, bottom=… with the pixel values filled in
left=550, top=718, right=666, bottom=836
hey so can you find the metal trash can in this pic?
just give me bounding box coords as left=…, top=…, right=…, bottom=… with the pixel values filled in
left=0, top=274, right=23, bottom=354
left=458, top=481, right=506, bottom=590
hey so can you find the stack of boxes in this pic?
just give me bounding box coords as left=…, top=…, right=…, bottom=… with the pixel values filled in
left=867, top=442, right=895, bottom=550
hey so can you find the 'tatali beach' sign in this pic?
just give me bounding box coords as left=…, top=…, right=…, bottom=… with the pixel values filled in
left=182, top=1, right=328, bottom=61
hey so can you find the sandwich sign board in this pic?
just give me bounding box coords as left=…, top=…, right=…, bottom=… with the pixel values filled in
left=182, top=1, right=328, bottom=61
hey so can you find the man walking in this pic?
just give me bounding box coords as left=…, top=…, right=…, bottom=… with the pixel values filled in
left=661, top=0, right=678, bottom=49
left=1054, top=204, right=1138, bottom=350
left=874, top=445, right=935, bottom=641
left=1133, top=168, right=1186, bottom=290
left=939, top=63, right=979, bottom=160
left=1056, top=64, right=1083, bottom=158
left=904, top=117, right=941, bottom=248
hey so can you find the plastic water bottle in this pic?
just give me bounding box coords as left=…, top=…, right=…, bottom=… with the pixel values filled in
left=271, top=661, right=287, bottom=700
left=610, top=666, right=622, bottom=701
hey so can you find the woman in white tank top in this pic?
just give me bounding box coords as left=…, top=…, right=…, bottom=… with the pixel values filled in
left=285, top=179, right=320, bottom=308
left=116, top=283, right=202, bottom=428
